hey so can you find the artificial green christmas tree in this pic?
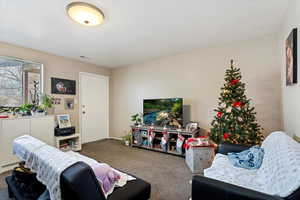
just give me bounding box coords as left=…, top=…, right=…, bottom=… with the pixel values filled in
left=210, top=60, right=264, bottom=145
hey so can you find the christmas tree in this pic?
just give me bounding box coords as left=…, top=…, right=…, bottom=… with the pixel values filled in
left=210, top=60, right=264, bottom=145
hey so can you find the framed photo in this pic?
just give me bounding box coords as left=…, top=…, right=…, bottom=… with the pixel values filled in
left=51, top=78, right=76, bottom=95
left=286, top=28, right=298, bottom=86
left=52, top=97, right=61, bottom=105
left=185, top=122, right=199, bottom=132
left=57, top=114, right=72, bottom=128
left=64, top=98, right=74, bottom=110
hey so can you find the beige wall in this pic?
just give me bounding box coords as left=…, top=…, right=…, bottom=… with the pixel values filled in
left=278, top=0, right=300, bottom=137
left=0, top=41, right=111, bottom=132
left=111, top=35, right=282, bottom=138
left=0, top=34, right=283, bottom=139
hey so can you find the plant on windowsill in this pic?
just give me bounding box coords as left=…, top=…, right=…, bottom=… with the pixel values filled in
left=131, top=113, right=142, bottom=126
left=35, top=94, right=53, bottom=115
left=15, top=94, right=53, bottom=116
left=17, top=104, right=36, bottom=116
left=0, top=107, right=12, bottom=114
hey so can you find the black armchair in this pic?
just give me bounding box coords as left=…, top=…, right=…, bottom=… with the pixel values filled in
left=192, top=142, right=300, bottom=200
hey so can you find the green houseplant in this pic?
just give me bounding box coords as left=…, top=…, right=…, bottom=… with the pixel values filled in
left=38, top=94, right=53, bottom=113
left=17, top=104, right=35, bottom=116
left=17, top=94, right=53, bottom=116
left=122, top=134, right=132, bottom=146
left=131, top=113, right=142, bottom=126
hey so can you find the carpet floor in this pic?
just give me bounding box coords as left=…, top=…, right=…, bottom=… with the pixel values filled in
left=0, top=139, right=193, bottom=200
left=0, top=189, right=9, bottom=200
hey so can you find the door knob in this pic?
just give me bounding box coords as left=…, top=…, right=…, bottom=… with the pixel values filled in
left=82, top=111, right=86, bottom=114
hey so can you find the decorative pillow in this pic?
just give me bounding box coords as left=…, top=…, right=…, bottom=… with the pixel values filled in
left=92, top=164, right=121, bottom=195
left=227, top=146, right=264, bottom=170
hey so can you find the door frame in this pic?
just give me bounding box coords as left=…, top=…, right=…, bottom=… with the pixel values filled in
left=79, top=72, right=109, bottom=143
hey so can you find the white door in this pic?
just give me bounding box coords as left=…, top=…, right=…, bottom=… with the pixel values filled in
left=80, top=73, right=109, bottom=143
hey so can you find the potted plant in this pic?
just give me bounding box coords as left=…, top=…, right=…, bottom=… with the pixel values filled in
left=122, top=134, right=132, bottom=146
left=17, top=104, right=35, bottom=116
left=35, top=94, right=53, bottom=115
left=131, top=113, right=142, bottom=126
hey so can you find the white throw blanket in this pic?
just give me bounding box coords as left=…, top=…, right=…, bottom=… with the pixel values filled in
left=13, top=135, right=46, bottom=161
left=13, top=135, right=135, bottom=200
left=204, top=132, right=300, bottom=197
left=14, top=135, right=78, bottom=200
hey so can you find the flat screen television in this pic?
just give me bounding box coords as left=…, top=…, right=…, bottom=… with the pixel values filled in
left=143, top=98, right=183, bottom=127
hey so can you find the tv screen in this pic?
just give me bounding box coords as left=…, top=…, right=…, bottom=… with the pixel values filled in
left=143, top=98, right=183, bottom=127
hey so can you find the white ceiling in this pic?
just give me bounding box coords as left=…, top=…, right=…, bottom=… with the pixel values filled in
left=0, top=0, right=289, bottom=68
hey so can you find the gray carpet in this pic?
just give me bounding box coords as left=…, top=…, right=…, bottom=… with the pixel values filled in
left=0, top=189, right=9, bottom=200
left=0, top=139, right=193, bottom=200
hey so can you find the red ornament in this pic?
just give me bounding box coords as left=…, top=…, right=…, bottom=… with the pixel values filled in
left=230, top=79, right=240, bottom=85
left=223, top=133, right=230, bottom=140
left=217, top=112, right=222, bottom=118
left=233, top=101, right=242, bottom=107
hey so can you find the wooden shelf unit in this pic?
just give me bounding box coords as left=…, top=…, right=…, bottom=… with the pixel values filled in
left=55, top=133, right=82, bottom=152
left=131, top=125, right=193, bottom=157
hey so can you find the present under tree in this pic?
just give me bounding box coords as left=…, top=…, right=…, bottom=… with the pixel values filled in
left=210, top=60, right=264, bottom=145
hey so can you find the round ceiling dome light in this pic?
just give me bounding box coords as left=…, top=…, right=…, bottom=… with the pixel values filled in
left=66, top=2, right=105, bottom=26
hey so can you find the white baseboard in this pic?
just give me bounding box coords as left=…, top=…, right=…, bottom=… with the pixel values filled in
left=0, top=163, right=18, bottom=174
left=108, top=137, right=122, bottom=141
left=82, top=137, right=122, bottom=144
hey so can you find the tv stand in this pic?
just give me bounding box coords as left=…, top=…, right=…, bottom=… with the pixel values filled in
left=131, top=125, right=193, bottom=157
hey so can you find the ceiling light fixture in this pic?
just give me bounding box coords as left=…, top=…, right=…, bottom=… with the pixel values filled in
left=66, top=2, right=105, bottom=26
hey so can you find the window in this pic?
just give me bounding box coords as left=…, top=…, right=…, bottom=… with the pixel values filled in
left=0, top=56, right=43, bottom=107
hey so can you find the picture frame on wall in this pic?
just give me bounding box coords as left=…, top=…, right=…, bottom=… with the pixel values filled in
left=57, top=114, right=72, bottom=128
left=185, top=122, right=199, bottom=132
left=286, top=28, right=298, bottom=86
left=51, top=77, right=76, bottom=95
left=64, top=98, right=74, bottom=110
left=52, top=97, right=61, bottom=105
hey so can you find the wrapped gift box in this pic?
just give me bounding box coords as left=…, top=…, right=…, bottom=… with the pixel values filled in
left=185, top=138, right=215, bottom=173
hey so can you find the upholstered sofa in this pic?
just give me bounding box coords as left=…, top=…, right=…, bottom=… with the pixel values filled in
left=6, top=161, right=151, bottom=200
left=192, top=131, right=300, bottom=200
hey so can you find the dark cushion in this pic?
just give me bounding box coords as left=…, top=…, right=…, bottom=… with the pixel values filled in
left=61, top=162, right=151, bottom=200
left=61, top=162, right=106, bottom=200
left=217, top=142, right=250, bottom=155
left=108, top=176, right=151, bottom=200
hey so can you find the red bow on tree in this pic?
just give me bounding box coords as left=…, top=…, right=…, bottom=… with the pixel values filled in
left=232, top=101, right=242, bottom=107
left=217, top=112, right=222, bottom=118
left=230, top=79, right=240, bottom=85
left=223, top=133, right=230, bottom=140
